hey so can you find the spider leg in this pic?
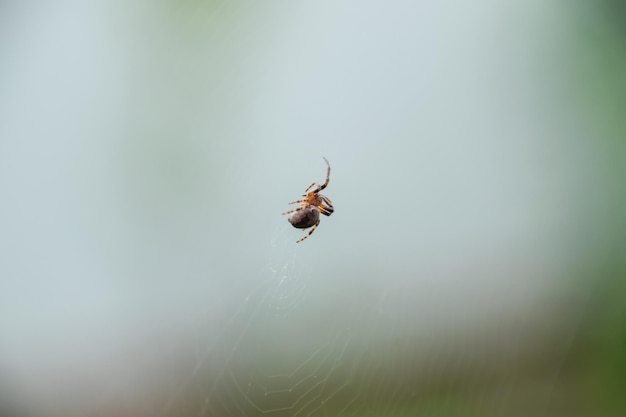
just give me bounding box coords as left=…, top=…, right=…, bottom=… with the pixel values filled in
left=312, top=157, right=331, bottom=192
left=304, top=182, right=317, bottom=193
left=319, top=195, right=334, bottom=216
left=296, top=219, right=320, bottom=243
left=283, top=197, right=307, bottom=215
left=282, top=207, right=303, bottom=215
left=303, top=158, right=331, bottom=194
left=319, top=205, right=333, bottom=216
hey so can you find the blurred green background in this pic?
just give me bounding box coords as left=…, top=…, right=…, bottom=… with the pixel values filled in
left=1, top=1, right=625, bottom=416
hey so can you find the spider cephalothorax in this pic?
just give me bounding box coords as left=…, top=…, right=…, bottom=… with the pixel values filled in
left=282, top=157, right=334, bottom=243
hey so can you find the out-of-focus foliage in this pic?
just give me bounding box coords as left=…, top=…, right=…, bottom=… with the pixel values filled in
left=566, top=3, right=626, bottom=415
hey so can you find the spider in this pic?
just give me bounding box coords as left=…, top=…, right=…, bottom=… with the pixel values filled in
left=282, top=157, right=334, bottom=243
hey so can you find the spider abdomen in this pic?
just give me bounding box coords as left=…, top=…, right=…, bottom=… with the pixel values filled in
left=288, top=206, right=319, bottom=229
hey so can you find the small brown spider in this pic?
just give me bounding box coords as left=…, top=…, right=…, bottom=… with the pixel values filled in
left=282, top=157, right=334, bottom=243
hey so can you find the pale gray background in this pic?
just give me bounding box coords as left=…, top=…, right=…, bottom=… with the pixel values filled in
left=1, top=1, right=623, bottom=416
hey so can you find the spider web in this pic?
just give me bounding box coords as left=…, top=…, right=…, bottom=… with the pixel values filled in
left=149, top=224, right=430, bottom=417
left=143, top=219, right=589, bottom=417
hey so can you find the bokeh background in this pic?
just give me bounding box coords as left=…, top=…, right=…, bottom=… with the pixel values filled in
left=1, top=1, right=625, bottom=416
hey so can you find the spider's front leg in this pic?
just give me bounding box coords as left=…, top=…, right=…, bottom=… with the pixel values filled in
left=304, top=182, right=318, bottom=193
